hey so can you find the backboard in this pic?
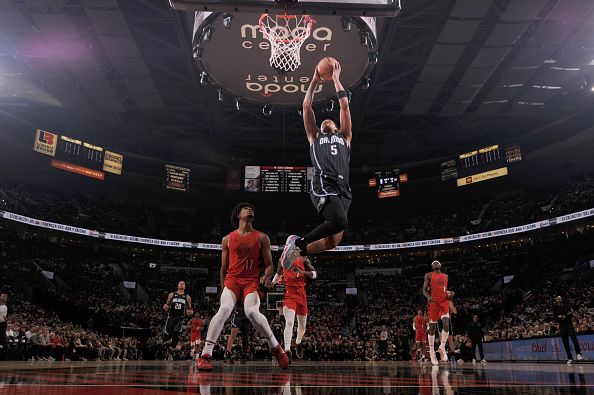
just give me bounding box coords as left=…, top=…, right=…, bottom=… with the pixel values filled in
left=170, top=0, right=401, bottom=16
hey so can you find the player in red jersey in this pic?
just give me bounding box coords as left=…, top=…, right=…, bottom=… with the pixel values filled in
left=188, top=312, right=204, bottom=360
left=422, top=260, right=450, bottom=365
left=198, top=203, right=289, bottom=371
left=272, top=256, right=316, bottom=360
left=413, top=309, right=428, bottom=361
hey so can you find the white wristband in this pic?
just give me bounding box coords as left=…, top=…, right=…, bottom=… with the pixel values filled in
left=311, top=271, right=317, bottom=279
left=272, top=273, right=280, bottom=285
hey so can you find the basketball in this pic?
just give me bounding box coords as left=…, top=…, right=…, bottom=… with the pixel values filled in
left=317, top=57, right=337, bottom=81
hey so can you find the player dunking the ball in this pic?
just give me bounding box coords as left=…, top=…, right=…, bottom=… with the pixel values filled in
left=422, top=260, right=450, bottom=365
left=271, top=256, right=316, bottom=361
left=198, top=203, right=289, bottom=371
left=281, top=60, right=352, bottom=268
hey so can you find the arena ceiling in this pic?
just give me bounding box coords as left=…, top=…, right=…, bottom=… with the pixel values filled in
left=1, top=0, right=594, bottom=172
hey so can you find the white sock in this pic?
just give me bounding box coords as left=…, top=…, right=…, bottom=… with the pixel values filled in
left=296, top=315, right=307, bottom=344
left=283, top=307, right=296, bottom=352
left=244, top=292, right=279, bottom=349
left=440, top=330, right=449, bottom=348
left=201, top=340, right=215, bottom=357
left=200, top=288, right=236, bottom=357
left=428, top=334, right=435, bottom=354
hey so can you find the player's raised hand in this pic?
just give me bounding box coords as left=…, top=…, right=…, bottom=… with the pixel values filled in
left=312, top=67, right=321, bottom=84
left=332, top=61, right=342, bottom=82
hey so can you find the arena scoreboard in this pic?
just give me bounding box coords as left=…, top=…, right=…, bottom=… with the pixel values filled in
left=244, top=166, right=314, bottom=193
left=33, top=129, right=123, bottom=180
left=369, top=169, right=408, bottom=198
left=440, top=143, right=522, bottom=186
left=165, top=165, right=191, bottom=191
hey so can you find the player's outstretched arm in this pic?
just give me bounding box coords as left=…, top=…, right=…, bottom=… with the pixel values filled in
left=260, top=233, right=275, bottom=285
left=422, top=273, right=432, bottom=301
left=332, top=61, right=352, bottom=145
left=163, top=292, right=173, bottom=312
left=303, top=257, right=318, bottom=279
left=303, top=69, right=321, bottom=145
left=220, top=236, right=230, bottom=292
left=271, top=259, right=283, bottom=285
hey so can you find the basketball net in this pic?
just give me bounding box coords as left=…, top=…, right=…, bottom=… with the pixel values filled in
left=259, top=14, right=313, bottom=72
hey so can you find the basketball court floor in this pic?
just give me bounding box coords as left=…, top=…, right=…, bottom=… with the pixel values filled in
left=0, top=361, right=592, bottom=394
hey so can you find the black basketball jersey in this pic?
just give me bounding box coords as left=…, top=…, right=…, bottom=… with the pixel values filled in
left=169, top=292, right=187, bottom=318
left=309, top=131, right=350, bottom=193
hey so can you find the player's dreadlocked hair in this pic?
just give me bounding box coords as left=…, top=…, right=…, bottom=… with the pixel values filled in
left=231, top=203, right=255, bottom=228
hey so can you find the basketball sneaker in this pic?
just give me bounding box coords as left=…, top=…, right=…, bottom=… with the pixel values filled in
left=285, top=349, right=292, bottom=365
left=577, top=354, right=584, bottom=361
left=295, top=344, right=304, bottom=359
left=438, top=345, right=448, bottom=362
left=280, top=235, right=301, bottom=269
left=198, top=355, right=213, bottom=371
left=224, top=352, right=233, bottom=364
left=430, top=352, right=438, bottom=366
left=271, top=344, right=290, bottom=369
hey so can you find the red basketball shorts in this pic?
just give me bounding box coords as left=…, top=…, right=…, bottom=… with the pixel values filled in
left=283, top=288, right=308, bottom=316
left=415, top=331, right=427, bottom=342
left=224, top=277, right=260, bottom=301
left=428, top=299, right=450, bottom=322
left=190, top=333, right=201, bottom=343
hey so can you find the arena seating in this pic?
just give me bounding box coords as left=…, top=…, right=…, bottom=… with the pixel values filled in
left=1, top=179, right=593, bottom=361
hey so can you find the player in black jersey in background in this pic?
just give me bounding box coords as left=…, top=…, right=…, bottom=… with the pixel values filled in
left=281, top=61, right=352, bottom=268
left=163, top=281, right=193, bottom=354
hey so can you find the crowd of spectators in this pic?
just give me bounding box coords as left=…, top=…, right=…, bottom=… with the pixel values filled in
left=0, top=177, right=593, bottom=362
left=1, top=175, right=593, bottom=245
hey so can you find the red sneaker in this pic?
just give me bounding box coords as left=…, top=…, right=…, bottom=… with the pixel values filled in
left=271, top=345, right=289, bottom=369
left=197, top=354, right=213, bottom=371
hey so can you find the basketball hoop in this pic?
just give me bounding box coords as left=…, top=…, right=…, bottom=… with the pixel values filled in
left=259, top=13, right=314, bottom=72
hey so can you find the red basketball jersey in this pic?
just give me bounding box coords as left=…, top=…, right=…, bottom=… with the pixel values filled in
left=226, top=230, right=262, bottom=279
left=430, top=272, right=448, bottom=301
left=415, top=315, right=427, bottom=334
left=189, top=318, right=203, bottom=336
left=284, top=258, right=306, bottom=289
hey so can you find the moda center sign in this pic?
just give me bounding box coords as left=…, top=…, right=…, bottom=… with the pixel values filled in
left=192, top=12, right=377, bottom=106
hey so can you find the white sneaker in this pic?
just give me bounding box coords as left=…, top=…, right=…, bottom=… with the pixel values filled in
left=472, top=359, right=476, bottom=364
left=430, top=353, right=439, bottom=366
left=457, top=359, right=464, bottom=364
left=567, top=359, right=573, bottom=365
left=576, top=354, right=584, bottom=361
left=280, top=235, right=301, bottom=269
left=481, top=359, right=487, bottom=364
left=438, top=346, right=448, bottom=362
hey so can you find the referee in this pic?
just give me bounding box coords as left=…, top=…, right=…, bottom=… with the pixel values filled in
left=553, top=296, right=584, bottom=364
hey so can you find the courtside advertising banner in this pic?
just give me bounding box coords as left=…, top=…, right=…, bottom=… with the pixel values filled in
left=2, top=208, right=593, bottom=251
left=484, top=334, right=594, bottom=361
